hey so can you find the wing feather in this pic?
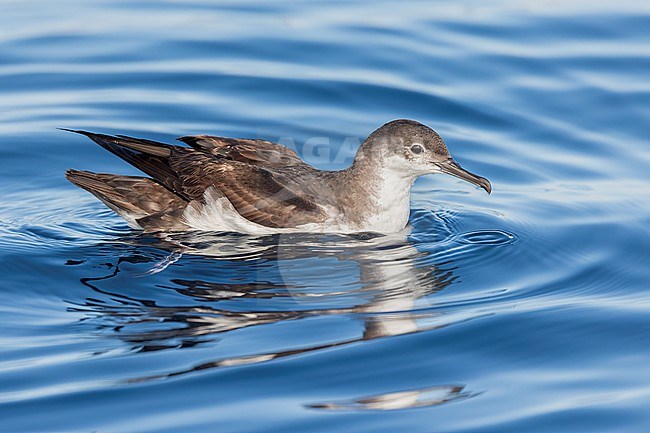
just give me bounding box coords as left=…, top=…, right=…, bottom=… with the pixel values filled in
left=178, top=135, right=307, bottom=168
left=169, top=152, right=328, bottom=228
left=66, top=130, right=327, bottom=229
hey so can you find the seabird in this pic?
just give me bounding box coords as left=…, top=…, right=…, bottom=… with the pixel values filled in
left=64, top=119, right=491, bottom=234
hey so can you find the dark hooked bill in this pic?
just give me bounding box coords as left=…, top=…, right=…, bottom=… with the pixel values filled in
left=437, top=159, right=492, bottom=194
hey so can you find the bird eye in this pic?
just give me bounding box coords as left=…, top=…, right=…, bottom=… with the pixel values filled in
left=410, top=144, right=424, bottom=154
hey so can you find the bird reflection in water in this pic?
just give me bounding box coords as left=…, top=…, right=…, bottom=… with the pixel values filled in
left=308, top=385, right=479, bottom=411
left=68, top=229, right=483, bottom=409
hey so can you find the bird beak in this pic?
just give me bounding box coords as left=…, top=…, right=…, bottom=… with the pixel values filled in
left=436, top=159, right=492, bottom=194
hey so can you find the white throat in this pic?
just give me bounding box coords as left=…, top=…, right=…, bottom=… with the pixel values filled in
left=363, top=166, right=416, bottom=232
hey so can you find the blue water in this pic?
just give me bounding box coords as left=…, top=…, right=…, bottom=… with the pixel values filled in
left=1, top=1, right=649, bottom=431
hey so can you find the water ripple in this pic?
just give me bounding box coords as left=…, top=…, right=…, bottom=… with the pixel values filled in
left=457, top=230, right=516, bottom=245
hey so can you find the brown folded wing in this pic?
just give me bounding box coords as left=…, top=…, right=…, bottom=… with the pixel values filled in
left=167, top=150, right=326, bottom=227
left=178, top=135, right=307, bottom=168
left=66, top=130, right=328, bottom=228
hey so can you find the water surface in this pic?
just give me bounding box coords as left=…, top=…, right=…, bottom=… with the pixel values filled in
left=1, top=1, right=649, bottom=432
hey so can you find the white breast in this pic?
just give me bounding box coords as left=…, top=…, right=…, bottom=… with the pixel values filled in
left=361, top=168, right=415, bottom=233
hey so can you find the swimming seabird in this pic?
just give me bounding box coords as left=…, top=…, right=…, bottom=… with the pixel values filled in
left=64, top=119, right=491, bottom=234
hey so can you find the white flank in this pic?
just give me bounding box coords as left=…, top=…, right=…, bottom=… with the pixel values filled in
left=182, top=187, right=279, bottom=234
left=180, top=162, right=419, bottom=234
